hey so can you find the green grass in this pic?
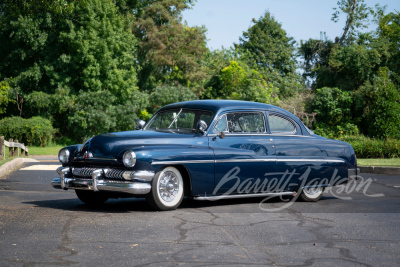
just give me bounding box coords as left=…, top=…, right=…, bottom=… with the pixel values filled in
left=358, top=158, right=400, bottom=167
left=28, top=145, right=63, bottom=155
left=0, top=148, right=29, bottom=166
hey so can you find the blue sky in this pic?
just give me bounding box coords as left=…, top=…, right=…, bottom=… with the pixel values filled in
left=182, top=0, right=400, bottom=50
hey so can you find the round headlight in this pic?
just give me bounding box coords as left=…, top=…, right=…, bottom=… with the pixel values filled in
left=58, top=148, right=70, bottom=164
left=123, top=150, right=136, bottom=167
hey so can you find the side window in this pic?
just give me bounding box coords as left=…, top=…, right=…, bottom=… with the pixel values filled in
left=268, top=115, right=296, bottom=134
left=213, top=112, right=265, bottom=134
left=213, top=115, right=227, bottom=133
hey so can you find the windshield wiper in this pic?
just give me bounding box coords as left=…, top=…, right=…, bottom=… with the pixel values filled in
left=168, top=109, right=182, bottom=129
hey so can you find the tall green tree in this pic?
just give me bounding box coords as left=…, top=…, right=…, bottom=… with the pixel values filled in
left=236, top=11, right=302, bottom=97
left=130, top=0, right=208, bottom=91
left=0, top=0, right=141, bottom=141
left=332, top=0, right=373, bottom=45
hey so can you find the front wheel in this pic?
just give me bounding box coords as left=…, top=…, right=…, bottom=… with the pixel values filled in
left=146, top=166, right=184, bottom=211
left=299, top=187, right=323, bottom=202
left=75, top=190, right=109, bottom=205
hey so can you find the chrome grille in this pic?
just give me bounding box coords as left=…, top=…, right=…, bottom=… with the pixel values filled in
left=104, top=169, right=125, bottom=180
left=73, top=168, right=96, bottom=178
left=72, top=167, right=126, bottom=180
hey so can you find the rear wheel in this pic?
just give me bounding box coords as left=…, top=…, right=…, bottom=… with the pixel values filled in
left=147, top=166, right=184, bottom=211
left=75, top=190, right=109, bottom=205
left=299, top=187, right=323, bottom=202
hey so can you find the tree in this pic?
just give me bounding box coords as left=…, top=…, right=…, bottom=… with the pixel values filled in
left=332, top=0, right=373, bottom=45
left=355, top=67, right=400, bottom=139
left=203, top=60, right=279, bottom=104
left=378, top=11, right=400, bottom=78
left=131, top=0, right=208, bottom=91
left=0, top=77, right=11, bottom=114
left=298, top=33, right=334, bottom=86
left=0, top=0, right=140, bottom=141
left=236, top=11, right=302, bottom=97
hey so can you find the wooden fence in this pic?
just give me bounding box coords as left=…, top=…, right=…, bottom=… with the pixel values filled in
left=0, top=136, right=29, bottom=160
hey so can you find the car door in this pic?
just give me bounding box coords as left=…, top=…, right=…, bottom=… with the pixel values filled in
left=209, top=111, right=277, bottom=195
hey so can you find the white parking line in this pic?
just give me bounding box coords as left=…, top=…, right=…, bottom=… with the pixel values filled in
left=20, top=165, right=59, bottom=171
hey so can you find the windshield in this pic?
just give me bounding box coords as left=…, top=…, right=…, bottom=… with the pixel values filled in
left=145, top=109, right=214, bottom=132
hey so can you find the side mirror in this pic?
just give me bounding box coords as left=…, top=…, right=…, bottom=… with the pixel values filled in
left=196, top=120, right=208, bottom=134
left=135, top=119, right=146, bottom=130
left=212, top=131, right=227, bottom=141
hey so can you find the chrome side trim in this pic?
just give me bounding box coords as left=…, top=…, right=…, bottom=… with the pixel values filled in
left=276, top=159, right=345, bottom=163
left=152, top=160, right=215, bottom=165
left=194, top=191, right=295, bottom=201
left=215, top=159, right=276, bottom=163
left=152, top=158, right=345, bottom=165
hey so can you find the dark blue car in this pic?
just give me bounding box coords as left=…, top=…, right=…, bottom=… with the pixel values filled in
left=52, top=100, right=360, bottom=210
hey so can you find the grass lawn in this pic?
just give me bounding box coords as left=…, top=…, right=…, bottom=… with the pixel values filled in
left=0, top=148, right=29, bottom=166
left=28, top=146, right=63, bottom=155
left=358, top=158, right=400, bottom=167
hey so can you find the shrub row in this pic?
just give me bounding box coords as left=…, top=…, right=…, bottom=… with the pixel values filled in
left=0, top=116, right=56, bottom=147
left=339, top=135, right=400, bottom=158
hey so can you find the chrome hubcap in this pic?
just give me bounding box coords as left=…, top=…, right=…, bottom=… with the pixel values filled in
left=304, top=187, right=321, bottom=195
left=159, top=171, right=179, bottom=202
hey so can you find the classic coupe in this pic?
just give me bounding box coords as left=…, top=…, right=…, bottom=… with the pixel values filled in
left=52, top=100, right=359, bottom=210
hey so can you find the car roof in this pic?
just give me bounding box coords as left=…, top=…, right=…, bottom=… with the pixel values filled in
left=158, top=100, right=309, bottom=135
left=161, top=100, right=291, bottom=115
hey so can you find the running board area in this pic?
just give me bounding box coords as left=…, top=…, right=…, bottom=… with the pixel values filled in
left=193, top=191, right=296, bottom=201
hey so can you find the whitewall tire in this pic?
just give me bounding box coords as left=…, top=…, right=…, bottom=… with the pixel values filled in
left=299, top=187, right=323, bottom=202
left=147, top=166, right=184, bottom=210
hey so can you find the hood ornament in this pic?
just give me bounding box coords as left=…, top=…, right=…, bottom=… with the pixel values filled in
left=83, top=151, right=93, bottom=159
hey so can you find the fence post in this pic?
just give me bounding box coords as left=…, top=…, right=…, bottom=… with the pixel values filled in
left=21, top=143, right=25, bottom=156
left=0, top=136, right=4, bottom=160
left=14, top=139, right=19, bottom=157
left=9, top=138, right=13, bottom=157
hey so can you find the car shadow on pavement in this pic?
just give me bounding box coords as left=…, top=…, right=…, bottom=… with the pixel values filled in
left=22, top=195, right=336, bottom=213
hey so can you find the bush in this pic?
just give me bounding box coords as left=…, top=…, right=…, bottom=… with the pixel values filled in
left=0, top=116, right=57, bottom=146
left=314, top=122, right=359, bottom=139
left=310, top=87, right=353, bottom=127
left=354, top=67, right=400, bottom=139
left=340, top=135, right=400, bottom=158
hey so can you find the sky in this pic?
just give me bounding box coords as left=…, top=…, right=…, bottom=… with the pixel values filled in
left=182, top=0, right=400, bottom=50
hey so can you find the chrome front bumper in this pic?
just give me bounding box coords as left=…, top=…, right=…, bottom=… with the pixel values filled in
left=51, top=167, right=154, bottom=195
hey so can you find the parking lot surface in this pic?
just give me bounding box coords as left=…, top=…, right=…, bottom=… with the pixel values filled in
left=1, top=161, right=399, bottom=266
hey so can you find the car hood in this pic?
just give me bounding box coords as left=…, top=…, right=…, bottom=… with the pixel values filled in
left=78, top=130, right=205, bottom=159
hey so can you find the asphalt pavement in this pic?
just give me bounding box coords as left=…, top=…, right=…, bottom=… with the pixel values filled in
left=0, top=160, right=400, bottom=266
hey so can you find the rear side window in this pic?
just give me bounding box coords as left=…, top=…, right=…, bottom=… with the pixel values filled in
left=213, top=112, right=265, bottom=133
left=268, top=115, right=296, bottom=134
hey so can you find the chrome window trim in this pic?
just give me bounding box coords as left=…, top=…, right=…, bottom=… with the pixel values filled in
left=212, top=114, right=228, bottom=134
left=268, top=114, right=297, bottom=135
left=212, top=111, right=267, bottom=134
left=207, top=133, right=311, bottom=137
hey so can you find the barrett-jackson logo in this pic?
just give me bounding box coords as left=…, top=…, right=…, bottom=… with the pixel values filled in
left=83, top=151, right=93, bottom=159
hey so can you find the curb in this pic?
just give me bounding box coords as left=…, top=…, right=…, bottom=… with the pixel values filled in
left=360, top=166, right=400, bottom=175
left=0, top=158, right=39, bottom=178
